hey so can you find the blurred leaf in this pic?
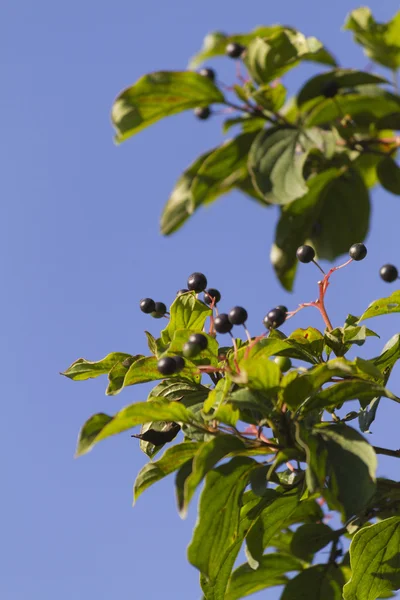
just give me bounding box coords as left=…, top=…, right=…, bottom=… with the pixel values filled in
left=76, top=399, right=196, bottom=456
left=282, top=564, right=345, bottom=599
left=251, top=83, right=287, bottom=112
left=297, top=69, right=387, bottom=106
left=359, top=291, right=400, bottom=322
left=62, top=352, right=134, bottom=381
left=112, top=71, right=224, bottom=142
left=133, top=441, right=201, bottom=502
left=161, top=294, right=211, bottom=345
left=352, top=152, right=381, bottom=188
left=226, top=553, right=303, bottom=600
left=344, top=517, right=400, bottom=599
left=377, top=157, right=400, bottom=195
left=291, top=523, right=336, bottom=561
left=344, top=7, right=400, bottom=70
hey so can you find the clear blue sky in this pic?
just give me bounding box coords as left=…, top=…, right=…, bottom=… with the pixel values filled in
left=2, top=1, right=400, bottom=599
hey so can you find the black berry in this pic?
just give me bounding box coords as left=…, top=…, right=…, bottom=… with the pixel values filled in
left=204, top=288, right=221, bottom=305
left=380, top=264, right=398, bottom=283
left=276, top=305, right=288, bottom=314
left=199, top=68, right=216, bottom=81
left=214, top=313, right=233, bottom=334
left=228, top=306, right=248, bottom=325
left=194, top=107, right=211, bottom=120
left=296, top=245, right=315, bottom=263
left=274, top=356, right=292, bottom=372
left=140, top=298, right=156, bottom=314
left=151, top=301, right=167, bottom=319
left=263, top=316, right=272, bottom=330
left=266, top=307, right=287, bottom=329
left=349, top=243, right=367, bottom=261
left=157, top=357, right=178, bottom=375
left=183, top=341, right=201, bottom=358
left=321, top=80, right=339, bottom=99
left=187, top=272, right=207, bottom=292
left=189, top=333, right=208, bottom=350
left=177, top=288, right=189, bottom=296
left=173, top=355, right=185, bottom=372
left=226, top=42, right=245, bottom=58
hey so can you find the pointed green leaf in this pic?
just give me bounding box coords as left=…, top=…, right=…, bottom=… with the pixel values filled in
left=112, top=71, right=224, bottom=142
left=282, top=564, right=345, bottom=600
left=226, top=553, right=303, bottom=600
left=106, top=356, right=143, bottom=395
left=377, top=157, right=400, bottom=196
left=76, top=399, right=195, bottom=456
left=291, top=523, right=337, bottom=561
left=61, top=352, right=134, bottom=381
left=161, top=294, right=211, bottom=345
left=344, top=517, right=400, bottom=599
left=133, top=441, right=201, bottom=503
left=305, top=380, right=400, bottom=413
left=359, top=291, right=400, bottom=322
left=145, top=331, right=158, bottom=356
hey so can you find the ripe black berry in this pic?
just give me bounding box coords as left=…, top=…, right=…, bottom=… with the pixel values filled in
left=194, top=107, right=211, bottom=120
left=226, top=42, right=245, bottom=58
left=157, top=357, right=178, bottom=375
left=177, top=288, right=189, bottom=296
left=266, top=307, right=287, bottom=329
left=151, top=301, right=167, bottom=318
left=189, top=333, right=208, bottom=350
left=380, top=264, right=398, bottom=283
left=204, top=288, right=221, bottom=305
left=140, top=298, right=156, bottom=314
left=173, top=355, right=185, bottom=372
left=214, top=314, right=233, bottom=334
left=183, top=341, right=201, bottom=358
left=263, top=316, right=272, bottom=329
left=296, top=245, right=315, bottom=263
left=349, top=243, right=367, bottom=261
left=199, top=68, right=216, bottom=81
left=276, top=305, right=288, bottom=314
left=321, top=80, right=339, bottom=99
left=228, top=306, right=248, bottom=325
left=274, top=356, right=292, bottom=372
left=187, top=272, right=207, bottom=292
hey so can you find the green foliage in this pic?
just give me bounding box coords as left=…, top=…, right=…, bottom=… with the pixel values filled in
left=64, top=7, right=400, bottom=600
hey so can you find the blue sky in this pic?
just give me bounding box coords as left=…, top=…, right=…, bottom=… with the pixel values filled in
left=2, top=1, right=400, bottom=599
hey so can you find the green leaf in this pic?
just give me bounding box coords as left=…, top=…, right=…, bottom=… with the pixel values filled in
left=180, top=434, right=247, bottom=516
left=106, top=356, right=143, bottom=395
left=288, top=328, right=325, bottom=361
left=290, top=523, right=337, bottom=561
left=344, top=8, right=400, bottom=70
left=282, top=564, right=345, bottom=600
left=344, top=517, right=400, bottom=599
left=226, top=554, right=303, bottom=600
left=61, top=352, right=134, bottom=381
left=352, top=152, right=381, bottom=189
left=297, top=69, right=387, bottom=106
left=112, top=71, right=224, bottom=142
left=304, top=380, right=399, bottom=413
left=359, top=291, right=400, bottom=322
left=148, top=378, right=209, bottom=407
left=161, top=294, right=211, bottom=345
left=251, top=83, right=286, bottom=112
left=249, top=127, right=334, bottom=205
left=136, top=421, right=179, bottom=458
left=238, top=352, right=281, bottom=392
left=271, top=168, right=340, bottom=290
left=145, top=331, right=158, bottom=356
left=133, top=441, right=201, bottom=503
left=377, top=157, right=400, bottom=195
left=312, top=423, right=377, bottom=519
left=188, top=457, right=256, bottom=596
left=76, top=399, right=195, bottom=456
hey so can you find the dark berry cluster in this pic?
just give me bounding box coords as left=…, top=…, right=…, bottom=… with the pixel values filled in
left=140, top=298, right=167, bottom=318
left=263, top=305, right=288, bottom=330
left=157, top=355, right=185, bottom=376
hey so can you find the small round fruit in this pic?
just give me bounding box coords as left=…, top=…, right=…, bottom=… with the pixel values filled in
left=214, top=314, right=233, bottom=334
left=266, top=307, right=287, bottom=329
left=274, top=356, right=292, bottom=373
left=276, top=305, right=288, bottom=314
left=204, top=288, right=221, bottom=305
left=199, top=68, right=215, bottom=81
left=173, top=355, right=185, bottom=372
left=263, top=316, right=272, bottom=329
left=228, top=306, right=248, bottom=325
left=187, top=272, right=207, bottom=292
left=226, top=42, right=245, bottom=58
left=189, top=333, right=208, bottom=351
left=177, top=288, right=189, bottom=296
left=296, top=245, right=315, bottom=263
left=194, top=107, right=211, bottom=120
left=380, top=264, right=398, bottom=283
left=321, top=80, right=339, bottom=98
left=183, top=341, right=201, bottom=358
left=349, top=243, right=367, bottom=261
left=157, top=357, right=178, bottom=376
left=151, top=301, right=167, bottom=318
left=140, top=298, right=155, bottom=314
